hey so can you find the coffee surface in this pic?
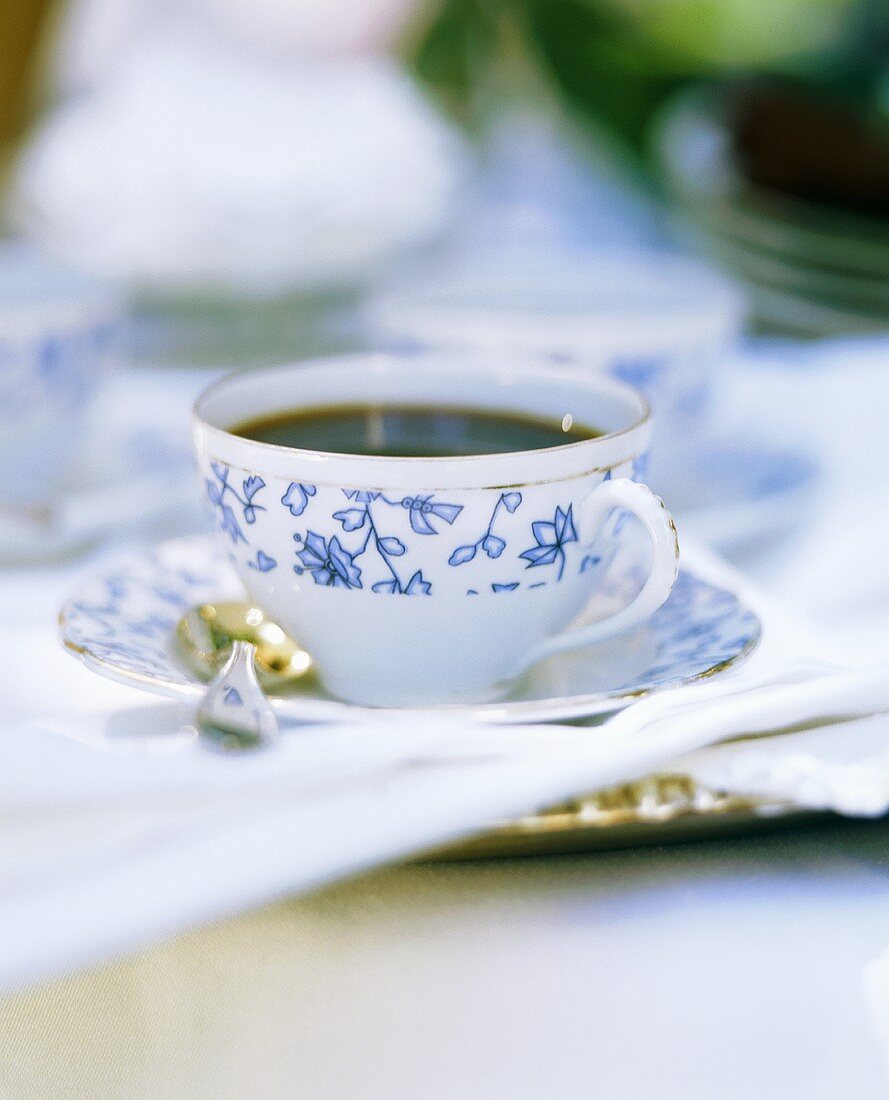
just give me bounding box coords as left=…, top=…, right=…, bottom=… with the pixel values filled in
left=232, top=404, right=602, bottom=457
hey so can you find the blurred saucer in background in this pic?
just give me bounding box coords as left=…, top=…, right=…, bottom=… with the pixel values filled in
left=0, top=367, right=204, bottom=564
left=664, top=439, right=820, bottom=555
left=655, top=85, right=889, bottom=336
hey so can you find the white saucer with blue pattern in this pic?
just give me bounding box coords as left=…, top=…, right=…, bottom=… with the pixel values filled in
left=60, top=536, right=761, bottom=724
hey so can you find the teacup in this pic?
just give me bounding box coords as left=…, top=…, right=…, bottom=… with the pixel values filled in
left=193, top=352, right=679, bottom=707
left=0, top=242, right=123, bottom=508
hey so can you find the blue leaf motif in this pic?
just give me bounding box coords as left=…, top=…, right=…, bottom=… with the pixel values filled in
left=531, top=520, right=558, bottom=547
left=519, top=544, right=560, bottom=567
left=343, top=489, right=380, bottom=502
left=492, top=582, right=519, bottom=593
left=481, top=535, right=505, bottom=559
left=378, top=537, right=405, bottom=556
left=281, top=482, right=316, bottom=516
left=243, top=475, right=265, bottom=500
left=554, top=505, right=577, bottom=544
left=502, top=492, right=522, bottom=513
left=248, top=550, right=277, bottom=572
left=404, top=571, right=432, bottom=595
left=449, top=544, right=477, bottom=566
left=220, top=504, right=246, bottom=545
left=333, top=508, right=367, bottom=531
left=372, top=579, right=399, bottom=594
left=222, top=686, right=243, bottom=706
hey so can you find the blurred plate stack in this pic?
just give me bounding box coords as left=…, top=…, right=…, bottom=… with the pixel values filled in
left=655, top=86, right=889, bottom=336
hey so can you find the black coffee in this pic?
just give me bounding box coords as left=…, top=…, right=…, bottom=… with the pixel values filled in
left=232, top=405, right=603, bottom=458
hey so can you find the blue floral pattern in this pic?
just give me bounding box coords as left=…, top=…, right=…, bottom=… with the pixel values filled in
left=295, top=491, right=442, bottom=595
left=205, top=462, right=268, bottom=545
left=200, top=460, right=649, bottom=597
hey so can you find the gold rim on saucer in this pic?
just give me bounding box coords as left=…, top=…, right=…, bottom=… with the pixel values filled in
left=429, top=775, right=817, bottom=859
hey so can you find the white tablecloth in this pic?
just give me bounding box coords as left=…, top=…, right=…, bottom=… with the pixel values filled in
left=2, top=340, right=889, bottom=1098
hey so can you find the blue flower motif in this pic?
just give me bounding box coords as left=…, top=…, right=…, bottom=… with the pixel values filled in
left=281, top=482, right=316, bottom=516
left=519, top=504, right=577, bottom=580
left=399, top=495, right=463, bottom=535
left=295, top=532, right=363, bottom=589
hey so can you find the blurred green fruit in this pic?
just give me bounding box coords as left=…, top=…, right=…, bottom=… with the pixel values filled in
left=596, top=0, right=858, bottom=70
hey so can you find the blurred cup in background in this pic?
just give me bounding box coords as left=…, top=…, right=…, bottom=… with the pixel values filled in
left=0, top=241, right=125, bottom=510
left=361, top=248, right=745, bottom=487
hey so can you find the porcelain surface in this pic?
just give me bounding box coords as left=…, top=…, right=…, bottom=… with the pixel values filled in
left=59, top=535, right=761, bottom=725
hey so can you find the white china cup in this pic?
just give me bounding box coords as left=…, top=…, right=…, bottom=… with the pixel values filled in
left=193, top=352, right=679, bottom=707
left=0, top=242, right=123, bottom=508
left=362, top=249, right=744, bottom=483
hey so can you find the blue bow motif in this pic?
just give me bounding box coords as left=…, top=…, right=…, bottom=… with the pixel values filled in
left=399, top=495, right=463, bottom=535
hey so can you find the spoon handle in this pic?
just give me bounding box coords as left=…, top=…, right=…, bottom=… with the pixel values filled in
left=197, top=640, right=278, bottom=750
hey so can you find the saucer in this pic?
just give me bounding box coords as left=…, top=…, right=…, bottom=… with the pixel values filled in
left=661, top=438, right=819, bottom=554
left=60, top=535, right=761, bottom=724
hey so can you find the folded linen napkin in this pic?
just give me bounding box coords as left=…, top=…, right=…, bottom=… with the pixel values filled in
left=2, top=539, right=877, bottom=993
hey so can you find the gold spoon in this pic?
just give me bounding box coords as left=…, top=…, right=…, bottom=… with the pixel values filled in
left=176, top=601, right=313, bottom=691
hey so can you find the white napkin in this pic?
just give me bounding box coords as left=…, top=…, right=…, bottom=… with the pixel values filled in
left=0, top=537, right=861, bottom=994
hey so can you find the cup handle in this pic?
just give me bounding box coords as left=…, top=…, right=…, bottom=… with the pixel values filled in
left=525, top=478, right=680, bottom=665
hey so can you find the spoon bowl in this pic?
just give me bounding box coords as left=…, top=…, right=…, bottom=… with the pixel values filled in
left=176, top=601, right=313, bottom=690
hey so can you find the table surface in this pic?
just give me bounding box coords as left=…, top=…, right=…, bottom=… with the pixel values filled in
left=2, top=818, right=889, bottom=1099
left=3, top=343, right=889, bottom=1098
